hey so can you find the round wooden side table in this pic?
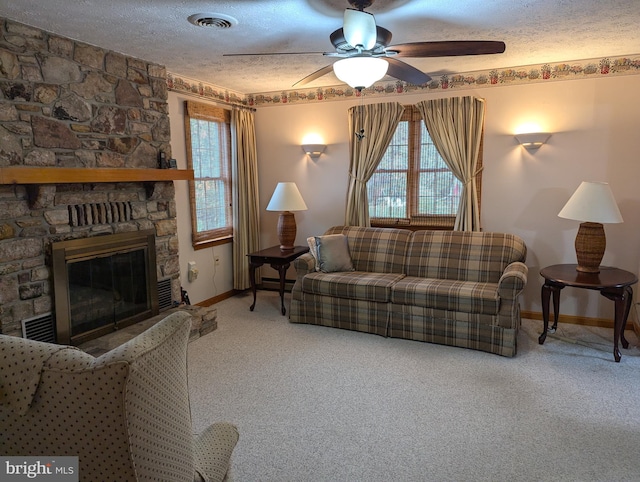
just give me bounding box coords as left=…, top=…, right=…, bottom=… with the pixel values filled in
left=539, top=264, right=638, bottom=362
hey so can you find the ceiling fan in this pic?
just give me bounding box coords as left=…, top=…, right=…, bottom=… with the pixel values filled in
left=224, top=0, right=506, bottom=90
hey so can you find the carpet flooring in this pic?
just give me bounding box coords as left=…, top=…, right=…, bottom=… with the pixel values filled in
left=187, top=291, right=640, bottom=482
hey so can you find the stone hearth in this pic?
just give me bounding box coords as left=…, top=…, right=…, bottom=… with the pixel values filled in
left=77, top=304, right=218, bottom=357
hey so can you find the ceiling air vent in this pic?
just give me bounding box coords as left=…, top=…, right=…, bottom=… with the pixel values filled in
left=188, top=13, right=238, bottom=29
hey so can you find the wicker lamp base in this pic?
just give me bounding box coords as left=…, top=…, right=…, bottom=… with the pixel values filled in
left=277, top=211, right=297, bottom=251
left=574, top=221, right=605, bottom=273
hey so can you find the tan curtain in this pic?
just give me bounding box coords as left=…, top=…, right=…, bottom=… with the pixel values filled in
left=345, top=102, right=405, bottom=226
left=231, top=108, right=261, bottom=289
left=416, top=96, right=485, bottom=232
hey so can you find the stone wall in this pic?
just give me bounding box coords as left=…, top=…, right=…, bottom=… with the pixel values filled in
left=0, top=18, right=180, bottom=337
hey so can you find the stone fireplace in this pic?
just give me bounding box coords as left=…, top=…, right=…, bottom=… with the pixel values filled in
left=0, top=18, right=183, bottom=340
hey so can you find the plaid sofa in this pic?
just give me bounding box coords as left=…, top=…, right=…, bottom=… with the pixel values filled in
left=290, top=226, right=528, bottom=357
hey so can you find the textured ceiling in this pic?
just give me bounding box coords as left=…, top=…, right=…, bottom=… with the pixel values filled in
left=1, top=0, right=639, bottom=94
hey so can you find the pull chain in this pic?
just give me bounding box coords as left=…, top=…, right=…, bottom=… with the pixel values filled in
left=355, top=87, right=365, bottom=141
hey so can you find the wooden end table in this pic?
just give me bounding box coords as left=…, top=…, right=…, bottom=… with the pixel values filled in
left=247, top=245, right=309, bottom=316
left=539, top=264, right=638, bottom=362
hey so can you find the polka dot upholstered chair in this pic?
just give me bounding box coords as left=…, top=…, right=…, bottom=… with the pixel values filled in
left=0, top=311, right=238, bottom=481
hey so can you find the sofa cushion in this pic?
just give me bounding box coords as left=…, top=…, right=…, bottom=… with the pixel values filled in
left=324, top=226, right=411, bottom=274
left=405, top=231, right=527, bottom=282
left=391, top=277, right=499, bottom=315
left=312, top=234, right=355, bottom=273
left=301, top=271, right=405, bottom=302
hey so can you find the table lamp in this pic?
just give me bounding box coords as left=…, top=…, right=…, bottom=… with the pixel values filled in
left=557, top=181, right=623, bottom=273
left=266, top=182, right=307, bottom=250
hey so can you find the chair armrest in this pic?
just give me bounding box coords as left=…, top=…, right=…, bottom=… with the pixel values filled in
left=497, top=262, right=528, bottom=300
left=194, top=422, right=239, bottom=482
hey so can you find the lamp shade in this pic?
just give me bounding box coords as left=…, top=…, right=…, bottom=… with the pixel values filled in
left=558, top=181, right=623, bottom=224
left=266, top=182, right=307, bottom=212
left=558, top=181, right=622, bottom=273
left=267, top=182, right=307, bottom=250
left=333, top=57, right=388, bottom=90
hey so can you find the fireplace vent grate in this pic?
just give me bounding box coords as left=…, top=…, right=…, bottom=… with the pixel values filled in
left=22, top=313, right=55, bottom=343
left=158, top=278, right=173, bottom=312
left=68, top=202, right=133, bottom=227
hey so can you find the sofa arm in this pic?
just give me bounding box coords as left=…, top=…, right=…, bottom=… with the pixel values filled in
left=498, top=261, right=528, bottom=299
left=293, top=253, right=315, bottom=279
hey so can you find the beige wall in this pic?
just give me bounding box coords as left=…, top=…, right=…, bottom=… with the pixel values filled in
left=169, top=73, right=640, bottom=321
left=168, top=93, right=234, bottom=304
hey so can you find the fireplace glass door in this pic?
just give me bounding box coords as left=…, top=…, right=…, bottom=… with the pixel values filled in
left=52, top=230, right=159, bottom=345
left=67, top=248, right=149, bottom=339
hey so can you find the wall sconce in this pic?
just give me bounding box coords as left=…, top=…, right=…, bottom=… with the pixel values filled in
left=301, top=144, right=326, bottom=159
left=515, top=132, right=551, bottom=150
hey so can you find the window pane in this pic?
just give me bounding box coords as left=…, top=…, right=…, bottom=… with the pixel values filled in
left=368, top=171, right=407, bottom=218
left=187, top=108, right=232, bottom=242
left=415, top=123, right=461, bottom=216
left=190, top=119, right=224, bottom=179
left=367, top=108, right=470, bottom=226
left=368, top=121, right=409, bottom=219
left=417, top=170, right=461, bottom=215
left=377, top=122, right=409, bottom=170
left=419, top=123, right=447, bottom=170
left=194, top=179, right=228, bottom=232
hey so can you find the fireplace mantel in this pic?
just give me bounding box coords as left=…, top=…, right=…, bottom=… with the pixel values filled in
left=0, top=167, right=194, bottom=184
left=0, top=167, right=194, bottom=207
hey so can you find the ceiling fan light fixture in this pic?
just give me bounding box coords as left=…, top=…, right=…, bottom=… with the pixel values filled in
left=333, top=57, right=388, bottom=90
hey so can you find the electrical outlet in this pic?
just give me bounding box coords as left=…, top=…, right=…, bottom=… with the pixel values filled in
left=187, top=261, right=198, bottom=282
left=214, top=255, right=221, bottom=266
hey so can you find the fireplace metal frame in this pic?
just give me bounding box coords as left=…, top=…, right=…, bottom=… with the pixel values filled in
left=52, top=229, right=159, bottom=345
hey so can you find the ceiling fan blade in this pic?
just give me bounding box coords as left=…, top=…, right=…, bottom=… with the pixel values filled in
left=387, top=40, right=506, bottom=57
left=343, top=8, right=377, bottom=50
left=385, top=57, right=431, bottom=85
left=292, top=64, right=335, bottom=87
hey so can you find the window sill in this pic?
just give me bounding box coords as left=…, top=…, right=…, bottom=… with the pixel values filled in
left=192, top=236, right=232, bottom=251
left=371, top=222, right=454, bottom=231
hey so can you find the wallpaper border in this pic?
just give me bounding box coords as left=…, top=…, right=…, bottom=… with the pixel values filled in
left=168, top=53, right=640, bottom=108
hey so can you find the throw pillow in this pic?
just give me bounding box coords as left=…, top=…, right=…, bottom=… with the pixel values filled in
left=314, top=234, right=355, bottom=273
left=306, top=236, right=319, bottom=271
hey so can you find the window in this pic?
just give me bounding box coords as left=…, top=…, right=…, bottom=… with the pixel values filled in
left=368, top=105, right=482, bottom=230
left=184, top=101, right=232, bottom=248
